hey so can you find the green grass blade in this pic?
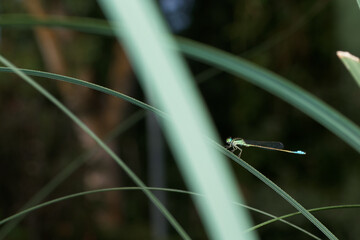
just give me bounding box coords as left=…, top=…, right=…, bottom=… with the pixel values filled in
left=0, top=186, right=321, bottom=240
left=249, top=204, right=360, bottom=233
left=99, top=1, right=256, bottom=239
left=0, top=67, right=165, bottom=118
left=337, top=51, right=360, bottom=87
left=0, top=110, right=144, bottom=239
left=0, top=56, right=189, bottom=240
left=1, top=16, right=360, bottom=153
left=0, top=65, right=338, bottom=238
left=0, top=58, right=339, bottom=238
left=5, top=184, right=359, bottom=238
left=214, top=143, right=338, bottom=240
left=178, top=38, right=360, bottom=154
left=0, top=65, right=335, bottom=238
left=0, top=14, right=113, bottom=36
left=0, top=15, right=350, bottom=239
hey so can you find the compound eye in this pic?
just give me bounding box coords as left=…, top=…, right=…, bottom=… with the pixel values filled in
left=226, top=137, right=232, bottom=144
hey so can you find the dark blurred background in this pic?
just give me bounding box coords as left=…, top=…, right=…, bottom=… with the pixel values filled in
left=0, top=0, right=360, bottom=239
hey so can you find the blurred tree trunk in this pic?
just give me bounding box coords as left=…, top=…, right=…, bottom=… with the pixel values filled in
left=23, top=0, right=133, bottom=232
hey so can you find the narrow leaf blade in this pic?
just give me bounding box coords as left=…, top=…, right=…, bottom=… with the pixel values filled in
left=337, top=51, right=360, bottom=88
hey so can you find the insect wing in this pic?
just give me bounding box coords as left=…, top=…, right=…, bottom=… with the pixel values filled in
left=243, top=139, right=284, bottom=150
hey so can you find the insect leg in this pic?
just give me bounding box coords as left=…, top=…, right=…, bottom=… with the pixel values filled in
left=237, top=148, right=243, bottom=157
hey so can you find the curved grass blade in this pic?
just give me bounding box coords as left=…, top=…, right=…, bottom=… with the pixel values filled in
left=248, top=204, right=360, bottom=233
left=0, top=67, right=165, bottom=118
left=0, top=15, right=348, bottom=239
left=0, top=14, right=113, bottom=36
left=0, top=56, right=190, bottom=240
left=337, top=51, right=360, bottom=87
left=0, top=187, right=321, bottom=240
left=1, top=16, right=358, bottom=154
left=0, top=110, right=145, bottom=239
left=0, top=68, right=334, bottom=238
left=214, top=142, right=338, bottom=240
left=178, top=38, right=360, bottom=155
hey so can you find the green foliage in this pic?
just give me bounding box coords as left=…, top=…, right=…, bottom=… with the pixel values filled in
left=1, top=1, right=360, bottom=239
left=0, top=55, right=188, bottom=239
left=337, top=51, right=360, bottom=88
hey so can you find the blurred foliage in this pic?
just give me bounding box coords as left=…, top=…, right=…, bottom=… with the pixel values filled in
left=1, top=0, right=360, bottom=239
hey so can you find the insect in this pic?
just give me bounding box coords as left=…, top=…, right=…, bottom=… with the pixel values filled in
left=226, top=137, right=306, bottom=157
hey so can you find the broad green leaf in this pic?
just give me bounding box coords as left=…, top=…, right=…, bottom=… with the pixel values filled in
left=98, top=1, right=256, bottom=239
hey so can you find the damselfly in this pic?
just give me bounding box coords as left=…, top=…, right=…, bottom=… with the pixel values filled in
left=226, top=137, right=306, bottom=157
